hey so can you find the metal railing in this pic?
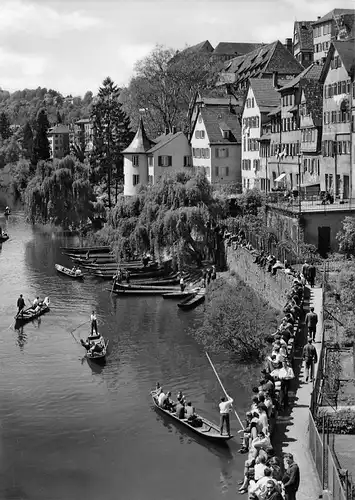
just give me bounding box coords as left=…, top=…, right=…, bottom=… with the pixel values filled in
left=266, top=197, right=355, bottom=214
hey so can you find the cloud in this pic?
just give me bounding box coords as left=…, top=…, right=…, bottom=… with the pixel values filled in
left=116, top=43, right=155, bottom=75
left=0, top=1, right=103, bottom=38
left=0, top=48, right=46, bottom=77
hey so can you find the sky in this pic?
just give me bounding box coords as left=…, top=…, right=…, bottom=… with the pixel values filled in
left=0, top=0, right=354, bottom=96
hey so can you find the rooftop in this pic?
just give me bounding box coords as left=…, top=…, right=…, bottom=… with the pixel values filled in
left=48, top=124, right=70, bottom=134
left=294, top=21, right=314, bottom=51
left=147, top=131, right=185, bottom=153
left=279, top=63, right=323, bottom=91
left=312, top=8, right=355, bottom=25
left=122, top=117, right=155, bottom=154
left=212, top=42, right=261, bottom=56
left=200, top=107, right=241, bottom=144
left=249, top=78, right=280, bottom=108
left=333, top=40, right=355, bottom=75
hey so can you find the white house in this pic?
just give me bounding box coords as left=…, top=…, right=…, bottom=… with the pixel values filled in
left=241, top=79, right=280, bottom=191
left=123, top=119, right=192, bottom=196
left=190, top=107, right=242, bottom=187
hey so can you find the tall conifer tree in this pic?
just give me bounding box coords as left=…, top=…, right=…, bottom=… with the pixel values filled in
left=22, top=122, right=34, bottom=160
left=33, top=108, right=50, bottom=163
left=0, top=112, right=12, bottom=140
left=91, top=77, right=133, bottom=208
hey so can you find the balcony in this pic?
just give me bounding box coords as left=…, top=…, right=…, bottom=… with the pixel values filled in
left=266, top=193, right=355, bottom=214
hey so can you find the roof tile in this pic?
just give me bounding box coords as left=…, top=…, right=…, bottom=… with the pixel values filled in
left=200, top=107, right=241, bottom=143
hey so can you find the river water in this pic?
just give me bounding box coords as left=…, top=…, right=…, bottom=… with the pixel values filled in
left=0, top=207, right=260, bottom=500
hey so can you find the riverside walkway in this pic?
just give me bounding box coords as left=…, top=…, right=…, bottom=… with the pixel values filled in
left=278, top=285, right=323, bottom=500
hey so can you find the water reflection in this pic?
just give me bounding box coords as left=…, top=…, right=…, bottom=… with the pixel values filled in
left=15, top=325, right=27, bottom=352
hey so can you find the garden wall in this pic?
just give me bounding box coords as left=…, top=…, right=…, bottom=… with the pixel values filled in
left=226, top=245, right=294, bottom=312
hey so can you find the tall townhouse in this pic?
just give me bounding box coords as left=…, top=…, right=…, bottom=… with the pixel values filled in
left=352, top=75, right=355, bottom=193
left=47, top=124, right=70, bottom=159
left=320, top=41, right=355, bottom=199
left=293, top=21, right=314, bottom=68
left=241, top=78, right=279, bottom=191
left=268, top=64, right=323, bottom=193
left=190, top=107, right=242, bottom=187
left=313, top=9, right=355, bottom=63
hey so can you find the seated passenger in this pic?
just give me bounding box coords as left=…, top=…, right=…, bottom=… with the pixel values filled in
left=185, top=401, right=195, bottom=419
left=177, top=391, right=185, bottom=404
left=34, top=305, right=41, bottom=313
left=175, top=400, right=185, bottom=419
left=33, top=296, right=40, bottom=308
left=163, top=391, right=174, bottom=411
left=151, top=382, right=162, bottom=397
left=158, top=390, right=167, bottom=407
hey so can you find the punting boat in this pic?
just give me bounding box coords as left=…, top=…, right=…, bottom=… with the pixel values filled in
left=0, top=232, right=9, bottom=242
left=109, top=287, right=177, bottom=296
left=178, top=290, right=206, bottom=310
left=80, top=333, right=108, bottom=361
left=118, top=272, right=186, bottom=287
left=55, top=264, right=84, bottom=279
left=15, top=297, right=50, bottom=324
left=60, top=246, right=111, bottom=254
left=114, top=283, right=178, bottom=292
left=151, top=395, right=233, bottom=442
left=95, top=269, right=167, bottom=280
left=162, top=290, right=197, bottom=299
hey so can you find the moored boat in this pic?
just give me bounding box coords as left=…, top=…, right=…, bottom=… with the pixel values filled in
left=95, top=268, right=167, bottom=280
left=15, top=297, right=50, bottom=324
left=110, top=287, right=177, bottom=296
left=0, top=232, right=9, bottom=242
left=114, top=282, right=178, bottom=292
left=55, top=264, right=84, bottom=279
left=162, top=290, right=197, bottom=299
left=178, top=290, right=206, bottom=310
left=80, top=333, right=108, bottom=361
left=151, top=395, right=233, bottom=442
left=60, top=246, right=112, bottom=254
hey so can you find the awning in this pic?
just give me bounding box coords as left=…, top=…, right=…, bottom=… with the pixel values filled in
left=274, top=173, right=286, bottom=182
left=300, top=182, right=320, bottom=188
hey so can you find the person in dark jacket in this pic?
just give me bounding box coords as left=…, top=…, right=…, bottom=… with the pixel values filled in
left=265, top=480, right=283, bottom=499
left=305, top=307, right=318, bottom=341
left=302, top=338, right=318, bottom=382
left=17, top=294, right=25, bottom=316
left=282, top=453, right=300, bottom=500
left=308, top=263, right=316, bottom=287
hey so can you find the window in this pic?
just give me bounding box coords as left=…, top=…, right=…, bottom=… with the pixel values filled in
left=215, top=166, right=219, bottom=177
left=158, top=155, right=172, bottom=166
left=215, top=148, right=229, bottom=158
left=195, top=130, right=205, bottom=139
left=224, top=167, right=229, bottom=176
left=132, top=155, right=139, bottom=166
left=133, top=174, right=140, bottom=186
left=204, top=167, right=210, bottom=176
left=183, top=155, right=192, bottom=167
left=148, top=156, right=153, bottom=166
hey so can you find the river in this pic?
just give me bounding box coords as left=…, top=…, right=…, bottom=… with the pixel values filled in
left=0, top=207, right=260, bottom=500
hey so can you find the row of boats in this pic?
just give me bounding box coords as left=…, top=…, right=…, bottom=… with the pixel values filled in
left=58, top=246, right=207, bottom=310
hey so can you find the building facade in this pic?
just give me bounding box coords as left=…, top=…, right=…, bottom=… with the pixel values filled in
left=320, top=41, right=354, bottom=199
left=293, top=21, right=314, bottom=68
left=48, top=124, right=70, bottom=159
left=123, top=119, right=191, bottom=196
left=313, top=9, right=355, bottom=62
left=190, top=107, right=242, bottom=187
left=241, top=79, right=280, bottom=191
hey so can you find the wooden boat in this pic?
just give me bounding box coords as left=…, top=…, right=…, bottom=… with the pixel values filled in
left=162, top=290, right=197, bottom=299
left=55, top=264, right=84, bottom=279
left=151, top=395, right=233, bottom=442
left=114, top=282, right=178, bottom=292
left=15, top=297, right=50, bottom=324
left=60, top=246, right=111, bottom=254
left=118, top=272, right=186, bottom=287
left=0, top=233, right=9, bottom=242
left=178, top=290, right=206, bottom=310
left=95, top=269, right=167, bottom=280
left=80, top=333, right=108, bottom=361
left=109, top=287, right=176, bottom=296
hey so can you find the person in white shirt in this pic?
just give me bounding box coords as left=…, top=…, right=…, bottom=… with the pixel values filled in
left=219, top=395, right=233, bottom=436
left=249, top=468, right=276, bottom=500
left=158, top=390, right=167, bottom=407
left=32, top=297, right=40, bottom=308
left=90, top=310, right=98, bottom=335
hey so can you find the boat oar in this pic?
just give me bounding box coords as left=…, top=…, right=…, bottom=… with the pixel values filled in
left=205, top=352, right=245, bottom=431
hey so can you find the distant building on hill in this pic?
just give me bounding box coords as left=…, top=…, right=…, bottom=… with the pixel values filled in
left=122, top=118, right=191, bottom=196
left=69, top=118, right=93, bottom=154
left=293, top=21, right=315, bottom=68
left=48, top=124, right=70, bottom=159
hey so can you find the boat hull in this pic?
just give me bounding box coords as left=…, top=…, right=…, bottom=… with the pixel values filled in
left=152, top=396, right=233, bottom=442
left=15, top=305, right=50, bottom=325
left=162, top=291, right=196, bottom=299
left=178, top=291, right=206, bottom=310
left=55, top=264, right=84, bottom=279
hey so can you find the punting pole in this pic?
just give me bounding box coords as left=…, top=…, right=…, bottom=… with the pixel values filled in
left=70, top=319, right=90, bottom=335
left=205, top=352, right=245, bottom=430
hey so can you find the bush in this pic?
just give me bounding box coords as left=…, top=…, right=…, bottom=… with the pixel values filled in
left=191, top=276, right=280, bottom=362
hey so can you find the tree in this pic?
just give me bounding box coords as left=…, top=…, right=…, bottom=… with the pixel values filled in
left=56, top=110, right=62, bottom=124
left=22, top=122, right=34, bottom=160
left=32, top=108, right=50, bottom=163
left=0, top=111, right=12, bottom=139
left=24, top=156, right=97, bottom=229
left=91, top=77, right=133, bottom=209
left=122, top=44, right=219, bottom=137
left=192, top=278, right=280, bottom=362
left=101, top=171, right=228, bottom=266
left=336, top=216, right=355, bottom=256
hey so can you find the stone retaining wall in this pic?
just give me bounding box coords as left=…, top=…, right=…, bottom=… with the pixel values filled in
left=226, top=245, right=294, bottom=312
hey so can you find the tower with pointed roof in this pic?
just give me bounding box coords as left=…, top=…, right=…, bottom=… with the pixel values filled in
left=123, top=117, right=155, bottom=196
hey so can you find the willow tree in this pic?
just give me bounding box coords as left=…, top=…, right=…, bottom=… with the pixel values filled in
left=24, top=156, right=97, bottom=229
left=105, top=171, right=228, bottom=267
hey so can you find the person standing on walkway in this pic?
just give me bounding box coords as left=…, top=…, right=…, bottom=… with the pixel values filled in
left=219, top=395, right=233, bottom=436
left=301, top=260, right=309, bottom=282
left=282, top=453, right=300, bottom=500
left=302, top=338, right=318, bottom=382
left=308, top=262, right=316, bottom=287
left=305, top=307, right=318, bottom=341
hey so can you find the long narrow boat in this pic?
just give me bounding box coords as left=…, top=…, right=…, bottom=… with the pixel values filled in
left=55, top=264, right=84, bottom=280
left=0, top=233, right=9, bottom=242
left=151, top=395, right=233, bottom=442
left=162, top=290, right=197, bottom=299
left=15, top=298, right=50, bottom=325
left=109, top=287, right=176, bottom=296
left=95, top=269, right=167, bottom=280
left=60, top=246, right=112, bottom=254
left=178, top=290, right=206, bottom=310
left=114, top=283, right=178, bottom=292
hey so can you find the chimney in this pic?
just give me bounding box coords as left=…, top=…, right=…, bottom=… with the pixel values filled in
left=272, top=71, right=279, bottom=89
left=165, top=127, right=169, bottom=135
left=285, top=38, right=293, bottom=53
left=172, top=126, right=177, bottom=134
left=317, top=16, right=321, bottom=20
